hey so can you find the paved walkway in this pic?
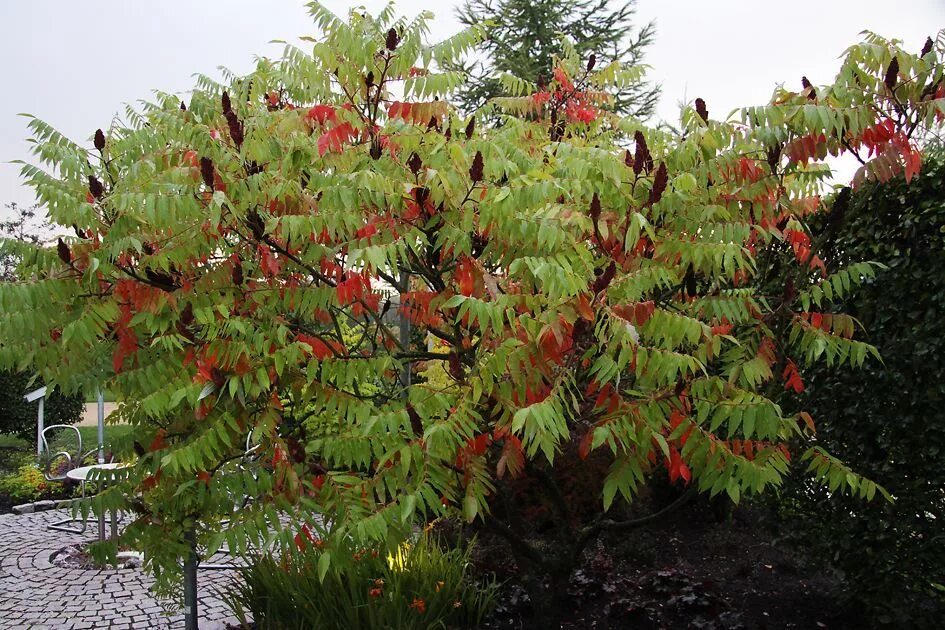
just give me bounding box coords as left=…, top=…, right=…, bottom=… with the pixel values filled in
left=0, top=510, right=241, bottom=629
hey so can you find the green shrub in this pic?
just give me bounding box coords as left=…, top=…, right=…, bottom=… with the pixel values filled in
left=0, top=463, right=65, bottom=504
left=0, top=370, right=84, bottom=437
left=226, top=533, right=498, bottom=629
left=776, top=152, right=945, bottom=625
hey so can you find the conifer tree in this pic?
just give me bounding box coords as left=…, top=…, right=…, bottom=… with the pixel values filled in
left=450, top=0, right=659, bottom=116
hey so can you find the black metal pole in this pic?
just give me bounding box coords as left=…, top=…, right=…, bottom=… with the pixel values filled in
left=184, top=529, right=198, bottom=630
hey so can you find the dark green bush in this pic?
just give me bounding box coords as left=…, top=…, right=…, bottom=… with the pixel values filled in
left=0, top=371, right=84, bottom=437
left=777, top=153, right=945, bottom=626
left=225, top=532, right=498, bottom=629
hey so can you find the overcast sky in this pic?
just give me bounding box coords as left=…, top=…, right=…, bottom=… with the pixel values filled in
left=1, top=0, right=942, bottom=219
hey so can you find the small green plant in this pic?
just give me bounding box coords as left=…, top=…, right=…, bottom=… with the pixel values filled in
left=225, top=532, right=498, bottom=629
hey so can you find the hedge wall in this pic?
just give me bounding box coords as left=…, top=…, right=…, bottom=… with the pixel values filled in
left=778, top=152, right=945, bottom=626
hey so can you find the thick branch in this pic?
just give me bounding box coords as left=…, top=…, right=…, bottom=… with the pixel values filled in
left=577, top=485, right=698, bottom=549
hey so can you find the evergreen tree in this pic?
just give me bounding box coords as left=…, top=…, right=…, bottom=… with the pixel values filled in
left=450, top=0, right=659, bottom=117
left=1, top=203, right=46, bottom=281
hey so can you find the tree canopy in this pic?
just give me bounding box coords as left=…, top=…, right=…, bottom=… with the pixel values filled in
left=0, top=2, right=942, bottom=598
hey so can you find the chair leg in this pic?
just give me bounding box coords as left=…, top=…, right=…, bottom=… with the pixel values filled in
left=47, top=481, right=91, bottom=534
left=47, top=517, right=93, bottom=534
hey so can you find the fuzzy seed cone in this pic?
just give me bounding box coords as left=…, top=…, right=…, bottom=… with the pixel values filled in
left=469, top=151, right=484, bottom=183
left=94, top=129, right=105, bottom=152
left=226, top=111, right=244, bottom=147
left=57, top=238, right=71, bottom=265
left=633, top=131, right=650, bottom=175
left=694, top=98, right=708, bottom=122
left=802, top=76, right=816, bottom=100
left=385, top=28, right=399, bottom=51
left=406, top=403, right=423, bottom=437
left=767, top=144, right=782, bottom=173
left=88, top=175, right=104, bottom=199
left=588, top=192, right=601, bottom=221
left=921, top=36, right=934, bottom=57
left=884, top=57, right=899, bottom=90
left=407, top=152, right=422, bottom=175
left=232, top=260, right=244, bottom=286
left=246, top=209, right=266, bottom=241
left=650, top=163, right=668, bottom=205
left=200, top=157, right=215, bottom=189
left=179, top=302, right=195, bottom=327
left=591, top=261, right=617, bottom=294
left=684, top=266, right=697, bottom=296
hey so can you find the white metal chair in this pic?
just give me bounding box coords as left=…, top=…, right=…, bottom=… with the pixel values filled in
left=41, top=424, right=100, bottom=534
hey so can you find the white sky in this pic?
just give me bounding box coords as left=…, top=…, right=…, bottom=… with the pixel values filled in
left=1, top=0, right=942, bottom=219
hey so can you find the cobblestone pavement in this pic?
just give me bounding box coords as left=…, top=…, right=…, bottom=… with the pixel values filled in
left=0, top=510, right=242, bottom=629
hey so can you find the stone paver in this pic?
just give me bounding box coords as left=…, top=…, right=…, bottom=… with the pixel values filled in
left=0, top=510, right=241, bottom=629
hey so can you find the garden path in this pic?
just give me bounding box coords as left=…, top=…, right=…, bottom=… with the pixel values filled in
left=0, top=509, right=240, bottom=629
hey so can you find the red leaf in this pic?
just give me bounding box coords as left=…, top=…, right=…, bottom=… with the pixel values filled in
left=782, top=360, right=805, bottom=393
left=578, top=429, right=595, bottom=460
left=496, top=434, right=524, bottom=478
left=258, top=245, right=281, bottom=277
left=148, top=429, right=167, bottom=452
left=455, top=257, right=476, bottom=296
left=306, top=104, right=336, bottom=125
left=297, top=334, right=335, bottom=359
left=317, top=122, right=355, bottom=156
left=336, top=273, right=370, bottom=305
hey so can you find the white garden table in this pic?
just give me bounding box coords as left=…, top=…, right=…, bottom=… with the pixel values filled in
left=66, top=462, right=125, bottom=541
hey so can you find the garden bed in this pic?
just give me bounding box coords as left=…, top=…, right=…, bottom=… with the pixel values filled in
left=475, top=501, right=847, bottom=629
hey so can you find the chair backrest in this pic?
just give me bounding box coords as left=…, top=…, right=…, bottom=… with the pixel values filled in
left=40, top=424, right=83, bottom=481
left=245, top=429, right=263, bottom=460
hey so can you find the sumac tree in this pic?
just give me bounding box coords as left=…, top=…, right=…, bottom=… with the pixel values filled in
left=1, top=3, right=943, bottom=610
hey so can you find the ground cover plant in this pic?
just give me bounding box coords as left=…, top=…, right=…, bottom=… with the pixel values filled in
left=0, top=2, right=943, bottom=621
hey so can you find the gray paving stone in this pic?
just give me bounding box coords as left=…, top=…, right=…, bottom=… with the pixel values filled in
left=0, top=510, right=243, bottom=629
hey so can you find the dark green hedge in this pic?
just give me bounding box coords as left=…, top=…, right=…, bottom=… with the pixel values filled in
left=0, top=371, right=84, bottom=437
left=778, top=153, right=945, bottom=626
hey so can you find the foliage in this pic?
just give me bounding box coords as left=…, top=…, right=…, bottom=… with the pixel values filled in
left=1, top=201, right=84, bottom=438
left=225, top=532, right=497, bottom=629
left=0, top=1, right=943, bottom=609
left=776, top=151, right=945, bottom=625
left=0, top=462, right=66, bottom=505
left=449, top=0, right=658, bottom=117
left=0, top=370, right=84, bottom=437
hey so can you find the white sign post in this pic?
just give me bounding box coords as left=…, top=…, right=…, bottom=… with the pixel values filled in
left=24, top=386, right=48, bottom=455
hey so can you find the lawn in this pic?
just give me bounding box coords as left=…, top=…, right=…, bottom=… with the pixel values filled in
left=84, top=390, right=116, bottom=403
left=53, top=424, right=134, bottom=459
